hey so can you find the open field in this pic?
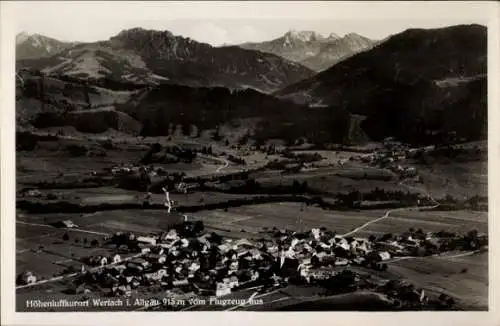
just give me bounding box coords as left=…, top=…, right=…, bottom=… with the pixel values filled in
left=247, top=291, right=394, bottom=311
left=18, top=209, right=183, bottom=235
left=250, top=163, right=410, bottom=196
left=18, top=151, right=204, bottom=188
left=191, top=203, right=386, bottom=235
left=411, top=161, right=487, bottom=199
left=18, top=187, right=258, bottom=209
left=353, top=209, right=487, bottom=237
left=387, top=252, right=488, bottom=310
left=16, top=221, right=115, bottom=280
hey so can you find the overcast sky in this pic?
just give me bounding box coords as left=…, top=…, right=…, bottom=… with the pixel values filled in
left=9, top=1, right=489, bottom=46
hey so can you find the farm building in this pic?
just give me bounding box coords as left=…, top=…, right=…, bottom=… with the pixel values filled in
left=89, top=256, right=108, bottom=266
left=216, top=281, right=232, bottom=296
left=180, top=238, right=190, bottom=248
left=229, top=261, right=239, bottom=272
left=112, top=284, right=132, bottom=297
left=249, top=249, right=263, bottom=260
left=145, top=271, right=165, bottom=281
left=367, top=251, right=391, bottom=262
left=189, top=262, right=201, bottom=272
left=234, top=238, right=253, bottom=248
left=112, top=265, right=126, bottom=274
left=158, top=255, right=168, bottom=264
left=335, top=258, right=349, bottom=266
left=218, top=243, right=232, bottom=253
left=140, top=246, right=151, bottom=254
left=352, top=257, right=367, bottom=265
left=163, top=229, right=179, bottom=241
left=52, top=220, right=78, bottom=228
left=250, top=270, right=260, bottom=281
left=228, top=276, right=239, bottom=289
left=150, top=246, right=165, bottom=255
left=127, top=258, right=150, bottom=272
left=16, top=271, right=37, bottom=285
left=111, top=254, right=121, bottom=264
left=309, top=268, right=336, bottom=280
left=75, top=284, right=93, bottom=294
left=173, top=279, right=189, bottom=287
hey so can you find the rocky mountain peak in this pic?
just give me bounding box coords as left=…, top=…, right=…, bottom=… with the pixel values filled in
left=284, top=30, right=324, bottom=43
left=16, top=32, right=31, bottom=45
left=111, top=27, right=176, bottom=43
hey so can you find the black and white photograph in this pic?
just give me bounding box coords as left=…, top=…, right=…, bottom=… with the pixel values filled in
left=1, top=0, right=498, bottom=323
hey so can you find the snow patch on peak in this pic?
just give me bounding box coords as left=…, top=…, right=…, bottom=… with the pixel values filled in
left=285, top=30, right=323, bottom=42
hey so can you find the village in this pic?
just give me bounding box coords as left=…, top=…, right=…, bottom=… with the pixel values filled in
left=17, top=206, right=487, bottom=311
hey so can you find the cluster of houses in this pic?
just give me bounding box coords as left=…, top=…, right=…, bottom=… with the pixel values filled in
left=64, top=218, right=490, bottom=303
left=17, top=215, right=487, bottom=309
left=358, top=147, right=423, bottom=184
left=72, top=225, right=269, bottom=298
left=361, top=148, right=412, bottom=167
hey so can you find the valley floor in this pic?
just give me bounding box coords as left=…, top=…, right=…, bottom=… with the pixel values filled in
left=15, top=133, right=488, bottom=311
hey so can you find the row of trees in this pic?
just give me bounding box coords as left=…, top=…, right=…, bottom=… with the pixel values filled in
left=62, top=233, right=100, bottom=247
left=281, top=150, right=324, bottom=163
left=227, top=154, right=246, bottom=165
left=217, top=178, right=310, bottom=195
left=358, top=188, right=423, bottom=203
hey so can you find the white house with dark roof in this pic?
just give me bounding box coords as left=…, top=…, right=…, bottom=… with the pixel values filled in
left=17, top=271, right=37, bottom=285
left=189, top=262, right=200, bottom=272
left=111, top=254, right=121, bottom=264
left=90, top=256, right=108, bottom=266
left=216, top=281, right=231, bottom=296
left=140, top=247, right=151, bottom=254
left=218, top=243, right=232, bottom=253
left=62, top=220, right=78, bottom=228
left=368, top=251, right=391, bottom=261
left=228, top=276, right=239, bottom=288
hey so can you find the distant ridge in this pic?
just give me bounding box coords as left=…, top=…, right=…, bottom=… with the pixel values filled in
left=16, top=32, right=76, bottom=60
left=239, top=30, right=377, bottom=71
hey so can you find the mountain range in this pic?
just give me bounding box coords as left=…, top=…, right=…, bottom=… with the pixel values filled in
left=239, top=30, right=377, bottom=71
left=16, top=24, right=487, bottom=146
left=17, top=28, right=314, bottom=93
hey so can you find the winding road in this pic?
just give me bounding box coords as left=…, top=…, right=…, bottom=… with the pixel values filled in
left=340, top=207, right=409, bottom=238
left=216, top=158, right=229, bottom=173
left=336, top=153, right=441, bottom=238
left=339, top=180, right=439, bottom=238
left=197, top=153, right=229, bottom=173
